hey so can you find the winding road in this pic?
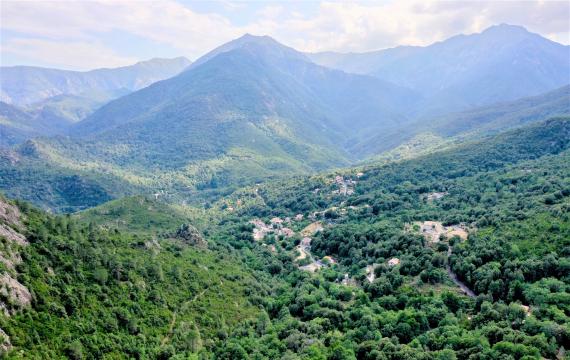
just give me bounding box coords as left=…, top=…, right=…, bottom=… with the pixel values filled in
left=447, top=247, right=476, bottom=298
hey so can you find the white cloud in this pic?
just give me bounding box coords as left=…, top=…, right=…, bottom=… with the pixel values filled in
left=0, top=0, right=568, bottom=69
left=1, top=38, right=138, bottom=70
left=1, top=0, right=244, bottom=59
left=261, top=1, right=570, bottom=53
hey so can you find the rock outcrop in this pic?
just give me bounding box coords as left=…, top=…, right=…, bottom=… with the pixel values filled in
left=0, top=328, right=12, bottom=353
left=0, top=198, right=31, bottom=316
left=171, top=224, right=207, bottom=248
left=0, top=274, right=32, bottom=316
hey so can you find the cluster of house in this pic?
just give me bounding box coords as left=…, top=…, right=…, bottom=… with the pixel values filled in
left=331, top=175, right=357, bottom=196
left=415, top=221, right=469, bottom=244
left=251, top=214, right=306, bottom=241
left=299, top=254, right=337, bottom=273
left=252, top=212, right=377, bottom=279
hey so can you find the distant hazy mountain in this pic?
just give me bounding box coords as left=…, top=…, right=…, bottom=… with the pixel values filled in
left=0, top=57, right=191, bottom=106
left=427, top=84, right=570, bottom=136
left=356, top=85, right=570, bottom=160
left=3, top=30, right=569, bottom=211
left=309, top=24, right=570, bottom=116
left=0, top=57, right=191, bottom=144
left=0, top=102, right=40, bottom=147
left=27, top=92, right=123, bottom=124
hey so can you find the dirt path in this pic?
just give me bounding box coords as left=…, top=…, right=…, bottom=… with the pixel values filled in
left=447, top=247, right=476, bottom=298
left=296, top=245, right=310, bottom=260
left=161, top=288, right=208, bottom=346
left=161, top=311, right=178, bottom=346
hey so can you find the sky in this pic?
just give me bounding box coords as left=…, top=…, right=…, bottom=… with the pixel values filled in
left=1, top=0, right=569, bottom=71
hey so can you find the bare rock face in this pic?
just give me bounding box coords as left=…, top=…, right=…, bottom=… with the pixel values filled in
left=0, top=198, right=31, bottom=316
left=0, top=328, right=12, bottom=354
left=0, top=225, right=27, bottom=247
left=0, top=197, right=27, bottom=250
left=171, top=224, right=207, bottom=248
left=0, top=200, right=23, bottom=230
left=0, top=274, right=32, bottom=316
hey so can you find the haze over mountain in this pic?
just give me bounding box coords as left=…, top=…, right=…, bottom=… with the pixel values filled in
left=1, top=25, right=569, bottom=212
left=0, top=101, right=69, bottom=147
left=425, top=84, right=570, bottom=137
left=0, top=57, right=191, bottom=106
left=64, top=34, right=419, bottom=177
left=2, top=1, right=570, bottom=357
left=353, top=85, right=570, bottom=159
left=309, top=24, right=570, bottom=116
left=0, top=57, right=191, bottom=146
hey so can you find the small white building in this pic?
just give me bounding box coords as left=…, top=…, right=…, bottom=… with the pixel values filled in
left=270, top=217, right=283, bottom=225
left=388, top=258, right=400, bottom=266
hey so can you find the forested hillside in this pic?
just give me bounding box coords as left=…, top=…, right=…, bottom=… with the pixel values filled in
left=0, top=195, right=262, bottom=358
left=202, top=117, right=570, bottom=358
left=1, top=118, right=568, bottom=359
left=2, top=1, right=570, bottom=357
left=351, top=85, right=570, bottom=159
left=0, top=35, right=414, bottom=211
left=1, top=28, right=569, bottom=214
left=69, top=34, right=417, bottom=169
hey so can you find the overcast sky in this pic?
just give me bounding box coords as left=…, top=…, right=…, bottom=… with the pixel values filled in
left=1, top=0, right=569, bottom=71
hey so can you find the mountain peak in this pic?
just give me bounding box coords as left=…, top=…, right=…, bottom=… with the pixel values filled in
left=467, top=23, right=553, bottom=46
left=481, top=23, right=533, bottom=39
left=228, top=33, right=287, bottom=50
left=238, top=33, right=275, bottom=42
left=189, top=33, right=308, bottom=69
left=482, top=23, right=529, bottom=36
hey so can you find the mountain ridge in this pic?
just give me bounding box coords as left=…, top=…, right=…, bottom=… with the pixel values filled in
left=0, top=57, right=192, bottom=106
left=67, top=34, right=419, bottom=173
left=308, top=24, right=570, bottom=116
left=2, top=28, right=569, bottom=212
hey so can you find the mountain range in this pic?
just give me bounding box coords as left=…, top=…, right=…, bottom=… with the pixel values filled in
left=0, top=57, right=191, bottom=147
left=309, top=24, right=570, bottom=116
left=1, top=17, right=570, bottom=359
left=69, top=34, right=419, bottom=167
left=0, top=24, right=569, bottom=212
left=0, top=57, right=191, bottom=106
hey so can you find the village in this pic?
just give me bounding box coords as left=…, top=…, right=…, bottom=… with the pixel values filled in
left=246, top=173, right=368, bottom=278
left=249, top=215, right=334, bottom=272
left=240, top=171, right=498, bottom=297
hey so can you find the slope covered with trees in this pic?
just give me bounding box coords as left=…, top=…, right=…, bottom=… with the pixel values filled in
left=1, top=118, right=568, bottom=359
left=2, top=31, right=569, bottom=213
left=0, top=196, right=262, bottom=358
left=202, top=117, right=570, bottom=359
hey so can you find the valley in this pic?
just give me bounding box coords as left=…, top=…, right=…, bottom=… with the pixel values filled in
left=1, top=26, right=568, bottom=214
left=1, top=117, right=568, bottom=358
left=0, top=18, right=569, bottom=360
